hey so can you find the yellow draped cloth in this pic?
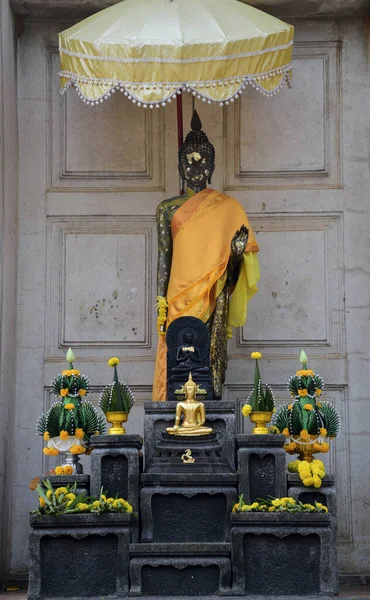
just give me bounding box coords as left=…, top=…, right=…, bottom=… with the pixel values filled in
left=152, top=188, right=260, bottom=400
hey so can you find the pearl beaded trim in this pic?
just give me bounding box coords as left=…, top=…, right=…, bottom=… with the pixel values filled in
left=60, top=64, right=293, bottom=107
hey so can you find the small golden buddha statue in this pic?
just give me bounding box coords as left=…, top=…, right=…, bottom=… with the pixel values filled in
left=166, top=373, right=213, bottom=436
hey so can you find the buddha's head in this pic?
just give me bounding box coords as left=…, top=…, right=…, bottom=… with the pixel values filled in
left=178, top=110, right=215, bottom=193
left=184, top=372, right=197, bottom=400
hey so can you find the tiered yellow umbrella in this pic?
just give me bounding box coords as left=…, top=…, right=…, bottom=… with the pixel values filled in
left=59, top=0, right=294, bottom=111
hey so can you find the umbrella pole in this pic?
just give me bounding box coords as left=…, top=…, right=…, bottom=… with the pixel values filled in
left=177, top=94, right=184, bottom=195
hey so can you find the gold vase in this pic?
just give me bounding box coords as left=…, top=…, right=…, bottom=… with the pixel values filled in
left=106, top=411, right=128, bottom=435
left=250, top=411, right=273, bottom=434
left=290, top=434, right=329, bottom=463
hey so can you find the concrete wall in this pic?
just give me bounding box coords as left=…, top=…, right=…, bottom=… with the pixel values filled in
left=0, top=0, right=18, bottom=587
left=1, top=6, right=370, bottom=583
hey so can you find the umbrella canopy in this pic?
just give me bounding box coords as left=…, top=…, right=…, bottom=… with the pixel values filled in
left=59, top=0, right=294, bottom=108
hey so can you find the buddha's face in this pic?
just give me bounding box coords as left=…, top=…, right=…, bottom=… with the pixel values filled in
left=180, top=150, right=215, bottom=193
left=184, top=332, right=193, bottom=345
left=185, top=383, right=196, bottom=399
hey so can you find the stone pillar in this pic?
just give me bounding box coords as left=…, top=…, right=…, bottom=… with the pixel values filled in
left=236, top=434, right=287, bottom=503
left=0, top=0, right=18, bottom=587
left=90, top=435, right=143, bottom=540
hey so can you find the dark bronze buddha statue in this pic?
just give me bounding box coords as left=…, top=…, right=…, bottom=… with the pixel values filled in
left=153, top=111, right=260, bottom=400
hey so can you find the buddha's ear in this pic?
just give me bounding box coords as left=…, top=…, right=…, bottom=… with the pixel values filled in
left=208, top=164, right=215, bottom=185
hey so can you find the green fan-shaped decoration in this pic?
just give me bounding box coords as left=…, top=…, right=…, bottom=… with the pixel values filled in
left=273, top=405, right=289, bottom=432
left=99, top=381, right=135, bottom=414
left=319, top=402, right=341, bottom=437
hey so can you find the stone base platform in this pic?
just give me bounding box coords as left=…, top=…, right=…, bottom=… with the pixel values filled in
left=129, top=543, right=232, bottom=596
left=140, top=473, right=237, bottom=543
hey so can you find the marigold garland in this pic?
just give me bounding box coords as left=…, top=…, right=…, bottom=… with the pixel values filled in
left=288, top=459, right=326, bottom=488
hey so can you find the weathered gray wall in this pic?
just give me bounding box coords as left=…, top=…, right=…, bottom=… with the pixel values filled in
left=0, top=0, right=18, bottom=586
left=1, top=5, right=370, bottom=583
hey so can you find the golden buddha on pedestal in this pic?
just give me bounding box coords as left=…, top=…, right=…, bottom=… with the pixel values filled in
left=166, top=373, right=213, bottom=437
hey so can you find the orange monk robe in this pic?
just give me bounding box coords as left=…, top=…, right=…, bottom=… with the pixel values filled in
left=152, top=188, right=260, bottom=400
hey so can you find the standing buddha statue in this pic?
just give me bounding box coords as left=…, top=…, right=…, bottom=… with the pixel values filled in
left=153, top=111, right=260, bottom=400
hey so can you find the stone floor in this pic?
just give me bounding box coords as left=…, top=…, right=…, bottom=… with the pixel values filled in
left=1, top=590, right=370, bottom=599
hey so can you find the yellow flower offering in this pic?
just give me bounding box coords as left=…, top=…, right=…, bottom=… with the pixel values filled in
left=62, top=369, right=80, bottom=377
left=39, top=497, right=46, bottom=507
left=59, top=430, right=69, bottom=440
left=296, top=369, right=314, bottom=377
left=43, top=447, right=59, bottom=456
left=55, top=487, right=68, bottom=497
left=108, top=357, right=120, bottom=367
left=251, top=352, right=262, bottom=360
left=300, top=429, right=310, bottom=441
left=43, top=431, right=50, bottom=441
left=76, top=503, right=89, bottom=511
left=282, top=427, right=289, bottom=437
left=320, top=427, right=327, bottom=437
left=75, top=428, right=85, bottom=439
left=304, top=403, right=313, bottom=411
left=241, top=404, right=252, bottom=417
left=55, top=466, right=64, bottom=475
left=60, top=388, right=69, bottom=397
left=64, top=403, right=75, bottom=410
left=298, top=389, right=308, bottom=397
left=69, top=444, right=86, bottom=454
left=63, top=465, right=73, bottom=475
left=316, top=388, right=323, bottom=396
left=78, top=389, right=86, bottom=397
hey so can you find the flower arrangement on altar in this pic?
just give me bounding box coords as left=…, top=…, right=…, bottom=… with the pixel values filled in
left=288, top=458, right=326, bottom=488
left=232, top=494, right=328, bottom=513
left=241, top=352, right=276, bottom=434
left=36, top=348, right=105, bottom=462
left=33, top=479, right=133, bottom=516
left=272, top=350, right=340, bottom=462
left=99, top=357, right=135, bottom=434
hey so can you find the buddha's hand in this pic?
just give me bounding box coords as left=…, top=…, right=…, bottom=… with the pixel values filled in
left=155, top=296, right=168, bottom=336
left=230, top=224, right=249, bottom=261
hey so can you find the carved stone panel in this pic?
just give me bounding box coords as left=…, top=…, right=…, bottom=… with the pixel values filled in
left=224, top=42, right=341, bottom=189
left=45, top=216, right=156, bottom=359
left=48, top=49, right=164, bottom=191
left=233, top=213, right=344, bottom=356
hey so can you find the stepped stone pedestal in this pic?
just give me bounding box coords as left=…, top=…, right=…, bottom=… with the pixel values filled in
left=130, top=543, right=232, bottom=596
left=144, top=401, right=236, bottom=469
left=236, top=434, right=287, bottom=502
left=90, top=434, right=143, bottom=541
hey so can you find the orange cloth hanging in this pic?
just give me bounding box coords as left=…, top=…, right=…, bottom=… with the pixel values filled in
left=152, top=188, right=259, bottom=401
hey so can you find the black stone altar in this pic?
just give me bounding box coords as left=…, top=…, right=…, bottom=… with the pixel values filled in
left=29, top=399, right=339, bottom=598
left=230, top=511, right=338, bottom=596
left=166, top=316, right=213, bottom=400
left=28, top=513, right=133, bottom=600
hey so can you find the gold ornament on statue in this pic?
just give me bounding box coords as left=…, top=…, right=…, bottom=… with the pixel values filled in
left=166, top=373, right=212, bottom=436
left=181, top=449, right=196, bottom=464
